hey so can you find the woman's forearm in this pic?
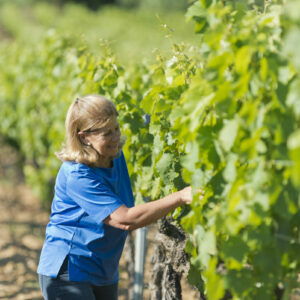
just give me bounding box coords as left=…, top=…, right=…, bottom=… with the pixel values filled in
left=104, top=187, right=193, bottom=230
left=126, top=191, right=182, bottom=230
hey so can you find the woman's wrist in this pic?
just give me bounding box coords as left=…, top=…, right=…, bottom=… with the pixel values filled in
left=175, top=190, right=186, bottom=205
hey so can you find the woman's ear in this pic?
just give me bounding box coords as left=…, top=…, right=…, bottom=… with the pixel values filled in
left=78, top=131, right=90, bottom=146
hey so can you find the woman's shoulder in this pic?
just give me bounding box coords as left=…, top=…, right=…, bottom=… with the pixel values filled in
left=60, top=160, right=94, bottom=177
left=116, top=150, right=126, bottom=164
left=60, top=152, right=126, bottom=177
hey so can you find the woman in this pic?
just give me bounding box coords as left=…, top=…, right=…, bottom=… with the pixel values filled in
left=37, top=94, right=194, bottom=300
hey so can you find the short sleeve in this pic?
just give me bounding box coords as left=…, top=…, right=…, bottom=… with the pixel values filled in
left=66, top=169, right=123, bottom=225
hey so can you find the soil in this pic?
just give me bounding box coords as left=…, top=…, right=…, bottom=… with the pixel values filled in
left=0, top=144, right=200, bottom=299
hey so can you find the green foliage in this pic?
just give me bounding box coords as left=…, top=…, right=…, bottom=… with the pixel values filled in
left=179, top=0, right=300, bottom=298
left=0, top=0, right=299, bottom=298
left=0, top=2, right=197, bottom=64
left=0, top=0, right=191, bottom=11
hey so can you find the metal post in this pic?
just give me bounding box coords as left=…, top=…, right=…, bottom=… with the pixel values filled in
left=132, top=156, right=149, bottom=300
left=133, top=226, right=147, bottom=300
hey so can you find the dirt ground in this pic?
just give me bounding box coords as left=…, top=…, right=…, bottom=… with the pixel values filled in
left=0, top=145, right=199, bottom=300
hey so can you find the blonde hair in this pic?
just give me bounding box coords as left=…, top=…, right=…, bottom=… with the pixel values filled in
left=56, top=94, right=124, bottom=166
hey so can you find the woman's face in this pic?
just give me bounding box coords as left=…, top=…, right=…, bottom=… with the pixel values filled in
left=85, top=115, right=121, bottom=164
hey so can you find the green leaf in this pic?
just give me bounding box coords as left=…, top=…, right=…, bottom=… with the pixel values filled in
left=140, top=87, right=163, bottom=114
left=260, top=57, right=268, bottom=81
left=235, top=46, right=252, bottom=74
left=199, top=230, right=216, bottom=267
left=156, top=153, right=175, bottom=184
left=186, top=2, right=207, bottom=21
left=283, top=28, right=300, bottom=70
left=287, top=130, right=300, bottom=186
left=223, top=154, right=237, bottom=183
left=155, top=98, right=171, bottom=113
left=204, top=257, right=225, bottom=300
left=226, top=268, right=254, bottom=297
left=221, top=235, right=249, bottom=264
left=219, top=119, right=239, bottom=152
left=253, top=193, right=270, bottom=211
left=181, top=141, right=199, bottom=173
left=288, top=130, right=300, bottom=150
left=187, top=264, right=205, bottom=293
left=286, top=79, right=300, bottom=117
left=194, top=17, right=208, bottom=34
left=200, top=0, right=212, bottom=8
left=276, top=82, right=289, bottom=106
left=185, top=1, right=208, bottom=33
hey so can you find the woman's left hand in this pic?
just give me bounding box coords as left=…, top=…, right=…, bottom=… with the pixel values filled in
left=178, top=186, right=204, bottom=205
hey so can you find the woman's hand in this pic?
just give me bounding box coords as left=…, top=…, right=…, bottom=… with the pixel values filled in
left=178, top=186, right=204, bottom=205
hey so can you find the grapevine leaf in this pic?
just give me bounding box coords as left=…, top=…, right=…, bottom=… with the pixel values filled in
left=141, top=87, right=163, bottom=114
left=223, top=154, right=237, bottom=183
left=187, top=264, right=205, bottom=293
left=186, top=2, right=207, bottom=21
left=156, top=153, right=175, bottom=184
left=235, top=46, right=252, bottom=74
left=219, top=119, right=239, bottom=152
left=204, top=257, right=225, bottom=300
left=287, top=130, right=300, bottom=186
left=221, top=236, right=249, bottom=263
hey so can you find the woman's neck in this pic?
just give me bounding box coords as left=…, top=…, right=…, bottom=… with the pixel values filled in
left=96, top=157, right=113, bottom=168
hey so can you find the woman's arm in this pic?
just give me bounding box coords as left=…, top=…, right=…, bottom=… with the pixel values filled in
left=103, top=187, right=194, bottom=230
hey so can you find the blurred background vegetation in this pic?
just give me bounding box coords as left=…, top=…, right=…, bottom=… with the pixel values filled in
left=0, top=0, right=199, bottom=203
left=0, top=0, right=198, bottom=64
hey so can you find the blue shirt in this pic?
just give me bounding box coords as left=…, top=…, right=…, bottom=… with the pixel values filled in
left=37, top=152, right=134, bottom=286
